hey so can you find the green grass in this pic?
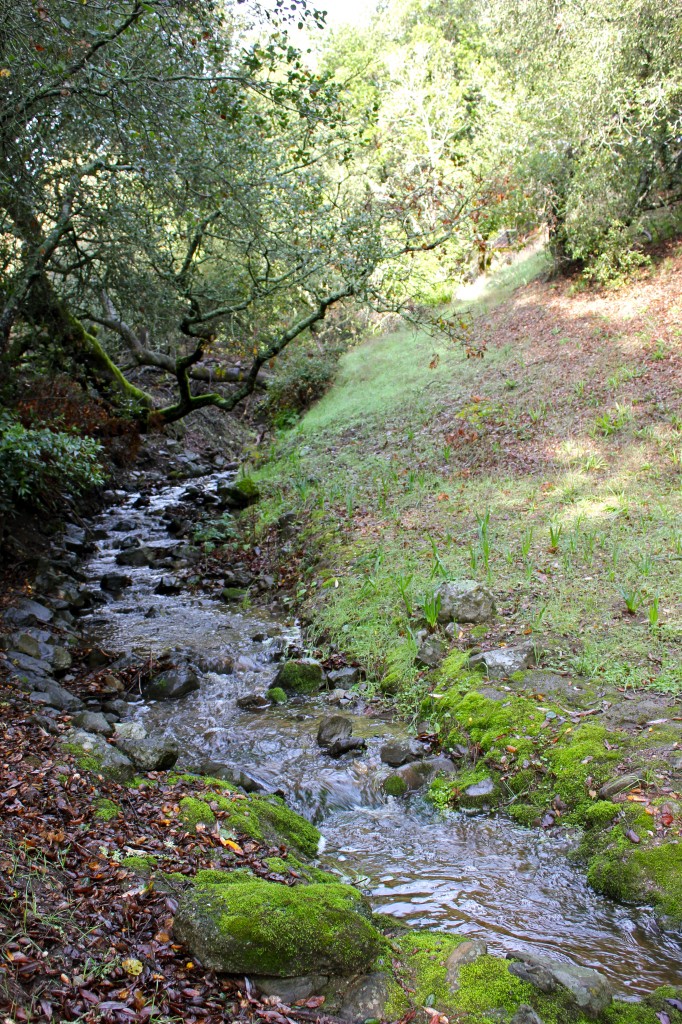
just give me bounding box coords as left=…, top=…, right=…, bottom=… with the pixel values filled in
left=252, top=249, right=681, bottom=702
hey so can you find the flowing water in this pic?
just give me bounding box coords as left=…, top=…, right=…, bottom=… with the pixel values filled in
left=81, top=472, right=682, bottom=998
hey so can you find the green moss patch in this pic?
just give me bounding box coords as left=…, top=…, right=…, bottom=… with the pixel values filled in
left=94, top=798, right=120, bottom=821
left=174, top=876, right=385, bottom=977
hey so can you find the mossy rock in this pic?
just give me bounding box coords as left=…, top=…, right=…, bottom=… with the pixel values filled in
left=220, top=477, right=260, bottom=508
left=174, top=876, right=385, bottom=976
left=179, top=796, right=217, bottom=832
left=62, top=730, right=135, bottom=783
left=266, top=686, right=288, bottom=704
left=122, top=855, right=158, bottom=877
left=178, top=792, right=320, bottom=858
left=383, top=774, right=408, bottom=797
left=274, top=658, right=324, bottom=694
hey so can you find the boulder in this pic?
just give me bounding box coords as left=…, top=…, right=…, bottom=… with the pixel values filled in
left=5, top=599, right=53, bottom=627
left=61, top=728, right=135, bottom=781
left=236, top=693, right=270, bottom=711
left=115, top=547, right=154, bottom=568
left=174, top=876, right=383, bottom=977
left=197, top=762, right=268, bottom=793
left=155, top=575, right=183, bottom=595
left=274, top=658, right=325, bottom=694
left=6, top=650, right=54, bottom=680
left=216, top=477, right=260, bottom=509
left=101, top=573, right=133, bottom=592
left=469, top=641, right=536, bottom=678
left=51, top=646, right=72, bottom=672
left=337, top=972, right=398, bottom=1022
left=71, top=711, right=114, bottom=737
left=114, top=721, right=147, bottom=742
left=327, top=667, right=361, bottom=687
left=145, top=665, right=201, bottom=700
left=116, top=734, right=179, bottom=772
left=317, top=715, right=353, bottom=748
left=327, top=737, right=367, bottom=759
left=380, top=738, right=424, bottom=767
left=254, top=976, right=329, bottom=1003
left=33, top=681, right=83, bottom=712
left=506, top=952, right=611, bottom=1018
left=436, top=580, right=495, bottom=624
left=416, top=636, right=447, bottom=668
left=445, top=938, right=487, bottom=989
left=461, top=777, right=495, bottom=806
left=510, top=1008, right=545, bottom=1024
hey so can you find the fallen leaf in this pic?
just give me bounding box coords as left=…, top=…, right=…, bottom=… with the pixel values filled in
left=121, top=958, right=143, bottom=977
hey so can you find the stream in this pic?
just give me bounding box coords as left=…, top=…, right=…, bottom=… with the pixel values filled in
left=80, top=470, right=682, bottom=998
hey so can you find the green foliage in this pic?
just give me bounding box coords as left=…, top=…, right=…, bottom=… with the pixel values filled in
left=266, top=342, right=347, bottom=423
left=0, top=414, right=104, bottom=512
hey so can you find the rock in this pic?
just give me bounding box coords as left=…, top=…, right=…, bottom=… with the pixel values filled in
left=216, top=477, right=260, bottom=509
left=462, top=777, right=495, bottom=806
left=317, top=715, right=353, bottom=748
left=114, top=721, right=147, bottom=741
left=506, top=953, right=612, bottom=1017
left=327, top=737, right=366, bottom=758
left=337, top=972, right=397, bottom=1022
left=327, top=667, right=361, bottom=687
left=274, top=658, right=325, bottom=694
left=266, top=687, right=287, bottom=704
left=382, top=774, right=408, bottom=797
left=445, top=938, right=487, bottom=989
left=598, top=773, right=642, bottom=801
left=71, top=711, right=114, bottom=737
left=103, top=698, right=129, bottom=715
left=236, top=693, right=270, bottom=710
left=155, top=575, right=182, bottom=595
left=196, top=654, right=235, bottom=675
left=116, top=735, right=179, bottom=772
left=469, top=641, right=536, bottom=678
left=61, top=728, right=135, bottom=781
left=436, top=580, right=495, bottom=624
left=5, top=599, right=54, bottom=626
left=6, top=650, right=53, bottom=680
left=145, top=665, right=201, bottom=700
left=38, top=681, right=84, bottom=712
left=101, top=573, right=133, bottom=592
left=197, top=762, right=267, bottom=793
left=116, top=547, right=154, bottom=568
left=51, top=646, right=72, bottom=672
left=174, top=876, right=382, bottom=976
left=254, top=976, right=329, bottom=1004
left=111, top=518, right=137, bottom=531
left=416, top=636, right=447, bottom=668
left=380, top=738, right=424, bottom=767
left=220, top=587, right=247, bottom=603
left=510, top=1007, right=545, bottom=1024
left=13, top=634, right=44, bottom=659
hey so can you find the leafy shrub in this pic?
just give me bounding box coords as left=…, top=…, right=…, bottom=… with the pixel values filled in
left=266, top=343, right=346, bottom=424
left=0, top=414, right=104, bottom=512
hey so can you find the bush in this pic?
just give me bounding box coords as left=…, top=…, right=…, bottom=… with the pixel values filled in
left=266, top=344, right=345, bottom=424
left=0, top=414, right=105, bottom=512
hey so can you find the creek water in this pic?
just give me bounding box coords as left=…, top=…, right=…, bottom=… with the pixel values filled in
left=80, top=472, right=682, bottom=998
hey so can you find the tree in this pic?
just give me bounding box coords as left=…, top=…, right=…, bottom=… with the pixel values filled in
left=0, top=0, right=475, bottom=425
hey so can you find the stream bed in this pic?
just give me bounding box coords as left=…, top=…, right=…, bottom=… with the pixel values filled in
left=81, top=472, right=682, bottom=998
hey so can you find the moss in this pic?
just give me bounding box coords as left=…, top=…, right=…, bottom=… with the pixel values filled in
left=174, top=877, right=385, bottom=977
left=179, top=797, right=216, bottom=832
left=274, top=659, right=324, bottom=694
left=217, top=794, right=321, bottom=857
left=122, top=855, right=158, bottom=876
left=392, top=931, right=463, bottom=1011
left=94, top=798, right=120, bottom=821
left=263, top=855, right=339, bottom=884
left=581, top=800, right=619, bottom=831
left=234, top=476, right=260, bottom=502
left=547, top=724, right=622, bottom=809
left=383, top=774, right=408, bottom=797
left=455, top=956, right=534, bottom=1017
left=266, top=686, right=288, bottom=704
left=509, top=803, right=541, bottom=827
left=194, top=868, right=254, bottom=886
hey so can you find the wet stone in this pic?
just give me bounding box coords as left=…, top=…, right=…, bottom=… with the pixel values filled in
left=327, top=736, right=367, bottom=759
left=101, top=573, right=132, bottom=592
left=464, top=777, right=495, bottom=799
left=327, top=666, right=361, bottom=687
left=507, top=952, right=612, bottom=1017
left=5, top=598, right=54, bottom=627
left=145, top=665, right=201, bottom=700
left=236, top=693, right=270, bottom=711
left=317, top=715, right=353, bottom=748
left=445, top=938, right=488, bottom=989
left=598, top=773, right=642, bottom=800
left=71, top=711, right=114, bottom=737
left=380, top=738, right=424, bottom=767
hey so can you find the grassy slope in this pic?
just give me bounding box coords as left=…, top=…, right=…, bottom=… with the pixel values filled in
left=257, top=246, right=681, bottom=697
left=251, top=244, right=682, bottom=921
